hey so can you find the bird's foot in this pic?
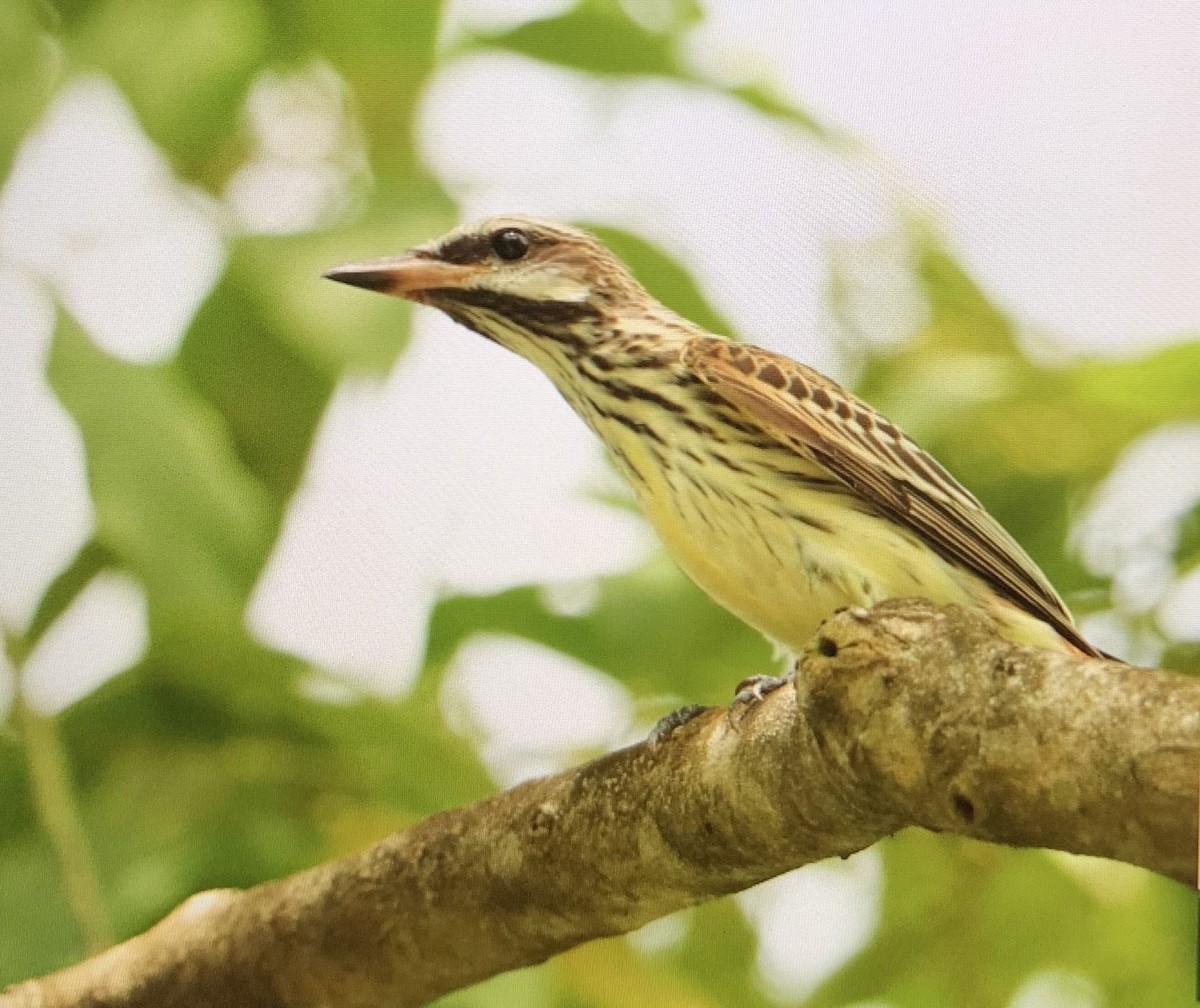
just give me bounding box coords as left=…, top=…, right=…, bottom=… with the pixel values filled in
left=648, top=704, right=713, bottom=745
left=727, top=671, right=794, bottom=727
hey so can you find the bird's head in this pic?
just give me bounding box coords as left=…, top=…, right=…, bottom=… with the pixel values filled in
left=325, top=216, right=649, bottom=361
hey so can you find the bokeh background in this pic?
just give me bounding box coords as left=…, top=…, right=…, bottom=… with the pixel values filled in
left=1, top=0, right=1197, bottom=1003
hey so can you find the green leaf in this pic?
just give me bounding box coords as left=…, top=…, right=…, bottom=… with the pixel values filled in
left=65, top=0, right=270, bottom=186
left=555, top=935, right=727, bottom=1007
left=666, top=900, right=775, bottom=1008
left=1072, top=340, right=1200, bottom=430
left=179, top=218, right=460, bottom=504
left=177, top=263, right=338, bottom=505
left=49, top=312, right=277, bottom=620
left=473, top=0, right=684, bottom=77
left=909, top=228, right=1019, bottom=355
left=204, top=218, right=452, bottom=374
left=726, top=82, right=831, bottom=138
left=0, top=0, right=59, bottom=181
left=0, top=835, right=81, bottom=984
left=471, top=0, right=827, bottom=136
left=19, top=537, right=113, bottom=660
left=1159, top=640, right=1200, bottom=676
left=1173, top=499, right=1200, bottom=574
left=435, top=965, right=572, bottom=1008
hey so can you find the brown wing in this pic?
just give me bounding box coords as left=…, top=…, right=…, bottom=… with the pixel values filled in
left=684, top=337, right=1101, bottom=657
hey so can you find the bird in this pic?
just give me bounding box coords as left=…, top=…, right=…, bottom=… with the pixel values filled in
left=324, top=215, right=1103, bottom=681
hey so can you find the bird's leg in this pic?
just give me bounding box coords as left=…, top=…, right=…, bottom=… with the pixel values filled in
left=727, top=671, right=793, bottom=718
left=727, top=644, right=798, bottom=725
left=648, top=704, right=713, bottom=744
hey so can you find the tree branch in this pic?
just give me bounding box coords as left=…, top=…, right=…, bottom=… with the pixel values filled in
left=4, top=599, right=1197, bottom=1008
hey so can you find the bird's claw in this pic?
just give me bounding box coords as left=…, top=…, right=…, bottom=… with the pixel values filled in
left=648, top=704, right=712, bottom=745
left=727, top=672, right=794, bottom=727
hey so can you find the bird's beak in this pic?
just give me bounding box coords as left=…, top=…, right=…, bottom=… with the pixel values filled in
left=323, top=254, right=479, bottom=299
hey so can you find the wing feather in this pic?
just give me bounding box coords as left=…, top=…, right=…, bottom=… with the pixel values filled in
left=684, top=337, right=1100, bottom=656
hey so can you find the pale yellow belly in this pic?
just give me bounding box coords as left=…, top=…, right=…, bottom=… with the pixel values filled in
left=647, top=485, right=973, bottom=650
left=607, top=430, right=1063, bottom=654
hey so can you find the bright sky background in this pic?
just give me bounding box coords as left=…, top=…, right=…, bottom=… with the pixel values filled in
left=0, top=1, right=1194, bottom=998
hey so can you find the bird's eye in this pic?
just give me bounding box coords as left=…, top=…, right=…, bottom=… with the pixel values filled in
left=491, top=228, right=530, bottom=262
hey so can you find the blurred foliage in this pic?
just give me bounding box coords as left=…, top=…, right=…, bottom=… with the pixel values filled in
left=804, top=833, right=1193, bottom=1008
left=854, top=234, right=1200, bottom=616
left=1174, top=502, right=1200, bottom=574
left=464, top=0, right=829, bottom=137
left=1, top=0, right=1196, bottom=1002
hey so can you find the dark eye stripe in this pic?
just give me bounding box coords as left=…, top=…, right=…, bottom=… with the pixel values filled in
left=438, top=233, right=493, bottom=264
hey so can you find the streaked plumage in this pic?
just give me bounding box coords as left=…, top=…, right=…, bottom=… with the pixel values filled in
left=326, top=216, right=1101, bottom=659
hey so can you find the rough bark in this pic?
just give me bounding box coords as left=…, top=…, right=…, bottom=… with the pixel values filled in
left=4, top=599, right=1197, bottom=1008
